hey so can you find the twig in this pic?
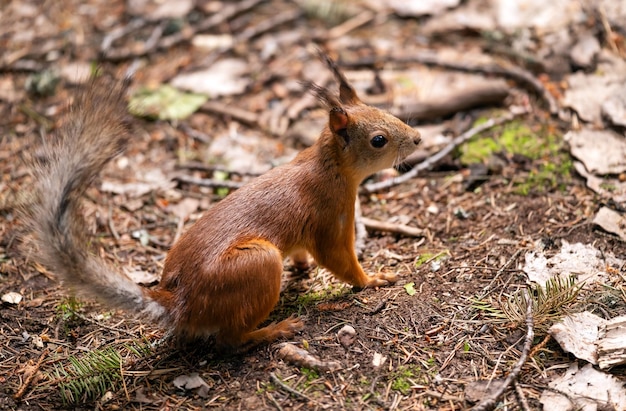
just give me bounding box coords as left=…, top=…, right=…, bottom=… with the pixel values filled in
left=266, top=391, right=285, bottom=411
left=342, top=52, right=558, bottom=114
left=513, top=380, right=531, bottom=411
left=200, top=101, right=260, bottom=127
left=597, top=5, right=619, bottom=54
left=471, top=288, right=534, bottom=411
left=367, top=299, right=387, bottom=315
left=270, top=372, right=313, bottom=403
left=100, top=18, right=148, bottom=53
left=354, top=198, right=367, bottom=259
left=361, top=216, right=423, bottom=237
left=101, top=0, right=264, bottom=60
left=528, top=333, right=551, bottom=358
left=237, top=9, right=303, bottom=42
left=174, top=174, right=245, bottom=190
left=327, top=10, right=376, bottom=39
left=176, top=161, right=261, bottom=177
left=14, top=349, right=49, bottom=401
left=476, top=249, right=523, bottom=300
left=363, top=109, right=527, bottom=193
left=108, top=204, right=121, bottom=242
left=73, top=311, right=139, bottom=337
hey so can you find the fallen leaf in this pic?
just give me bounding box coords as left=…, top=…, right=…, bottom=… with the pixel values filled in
left=170, top=58, right=249, bottom=97
left=404, top=282, right=416, bottom=296
left=101, top=169, right=176, bottom=198
left=464, top=379, right=507, bottom=404
left=549, top=311, right=604, bottom=364
left=565, top=128, right=626, bottom=175
left=372, top=0, right=461, bottom=16
left=128, top=0, right=193, bottom=20
left=523, top=240, right=622, bottom=286
left=172, top=372, right=211, bottom=398
left=573, top=162, right=626, bottom=204
left=563, top=69, right=626, bottom=124
left=540, top=363, right=626, bottom=411
left=130, top=85, right=207, bottom=120
left=124, top=268, right=159, bottom=286
left=169, top=198, right=200, bottom=220
left=593, top=207, right=626, bottom=241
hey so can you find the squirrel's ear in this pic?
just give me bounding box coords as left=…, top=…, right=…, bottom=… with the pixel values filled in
left=329, top=107, right=349, bottom=144
left=338, top=81, right=360, bottom=106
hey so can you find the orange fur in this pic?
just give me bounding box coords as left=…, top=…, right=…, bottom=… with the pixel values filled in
left=24, top=53, right=421, bottom=347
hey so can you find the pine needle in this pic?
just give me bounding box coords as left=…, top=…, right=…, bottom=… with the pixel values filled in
left=473, top=275, right=580, bottom=334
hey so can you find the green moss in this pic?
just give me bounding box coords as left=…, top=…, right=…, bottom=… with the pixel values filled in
left=56, top=297, right=83, bottom=322
left=294, top=283, right=350, bottom=306
left=460, top=137, right=499, bottom=165
left=515, top=158, right=572, bottom=195
left=459, top=120, right=571, bottom=194
left=301, top=367, right=319, bottom=382
left=390, top=365, right=421, bottom=395
left=460, top=121, right=549, bottom=164
left=414, top=251, right=448, bottom=269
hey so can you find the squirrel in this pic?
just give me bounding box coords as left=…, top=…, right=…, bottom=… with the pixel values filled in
left=24, top=52, right=421, bottom=347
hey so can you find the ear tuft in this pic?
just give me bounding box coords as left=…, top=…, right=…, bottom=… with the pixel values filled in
left=300, top=80, right=341, bottom=108
left=317, top=49, right=361, bottom=106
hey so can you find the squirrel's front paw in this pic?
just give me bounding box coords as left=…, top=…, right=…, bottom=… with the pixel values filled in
left=365, top=272, right=398, bottom=288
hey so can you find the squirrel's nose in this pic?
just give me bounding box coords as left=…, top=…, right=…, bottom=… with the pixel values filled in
left=413, top=132, right=421, bottom=146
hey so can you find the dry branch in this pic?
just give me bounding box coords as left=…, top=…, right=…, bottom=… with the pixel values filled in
left=174, top=174, right=245, bottom=190
left=270, top=372, right=314, bottom=403
left=471, top=289, right=534, bottom=411
left=343, top=52, right=559, bottom=114
left=361, top=217, right=423, bottom=237
left=276, top=343, right=342, bottom=372
left=391, top=82, right=509, bottom=122
left=354, top=198, right=367, bottom=258
left=363, top=109, right=527, bottom=193
left=101, top=0, right=264, bottom=60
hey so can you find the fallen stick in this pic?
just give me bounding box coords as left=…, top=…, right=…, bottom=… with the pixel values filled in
left=270, top=372, right=314, bottom=403
left=361, top=216, right=423, bottom=237
left=390, top=82, right=509, bottom=122
left=354, top=198, right=367, bottom=258
left=362, top=108, right=528, bottom=193
left=471, top=289, right=534, bottom=411
left=101, top=0, right=264, bottom=60
left=342, top=52, right=558, bottom=115
left=276, top=343, right=342, bottom=373
left=174, top=174, right=245, bottom=190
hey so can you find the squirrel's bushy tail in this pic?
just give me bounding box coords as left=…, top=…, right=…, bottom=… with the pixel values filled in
left=24, top=75, right=168, bottom=323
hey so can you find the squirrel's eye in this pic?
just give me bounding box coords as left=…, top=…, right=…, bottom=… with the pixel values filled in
left=370, top=135, right=388, bottom=148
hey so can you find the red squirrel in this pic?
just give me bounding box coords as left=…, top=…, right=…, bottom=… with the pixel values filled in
left=25, top=53, right=421, bottom=347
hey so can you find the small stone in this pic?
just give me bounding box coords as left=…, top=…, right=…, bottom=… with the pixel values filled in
left=337, top=325, right=357, bottom=349
left=2, top=291, right=23, bottom=305
left=426, top=204, right=439, bottom=214
left=372, top=352, right=387, bottom=367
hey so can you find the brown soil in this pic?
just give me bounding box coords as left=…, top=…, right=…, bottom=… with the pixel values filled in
left=1, top=1, right=625, bottom=410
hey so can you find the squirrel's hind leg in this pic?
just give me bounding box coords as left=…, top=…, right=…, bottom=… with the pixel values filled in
left=212, top=239, right=303, bottom=347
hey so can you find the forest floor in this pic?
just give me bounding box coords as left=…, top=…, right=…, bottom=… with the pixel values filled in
left=1, top=0, right=625, bottom=410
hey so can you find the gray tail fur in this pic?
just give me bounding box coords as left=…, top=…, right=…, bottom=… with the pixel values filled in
left=23, top=75, right=168, bottom=324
